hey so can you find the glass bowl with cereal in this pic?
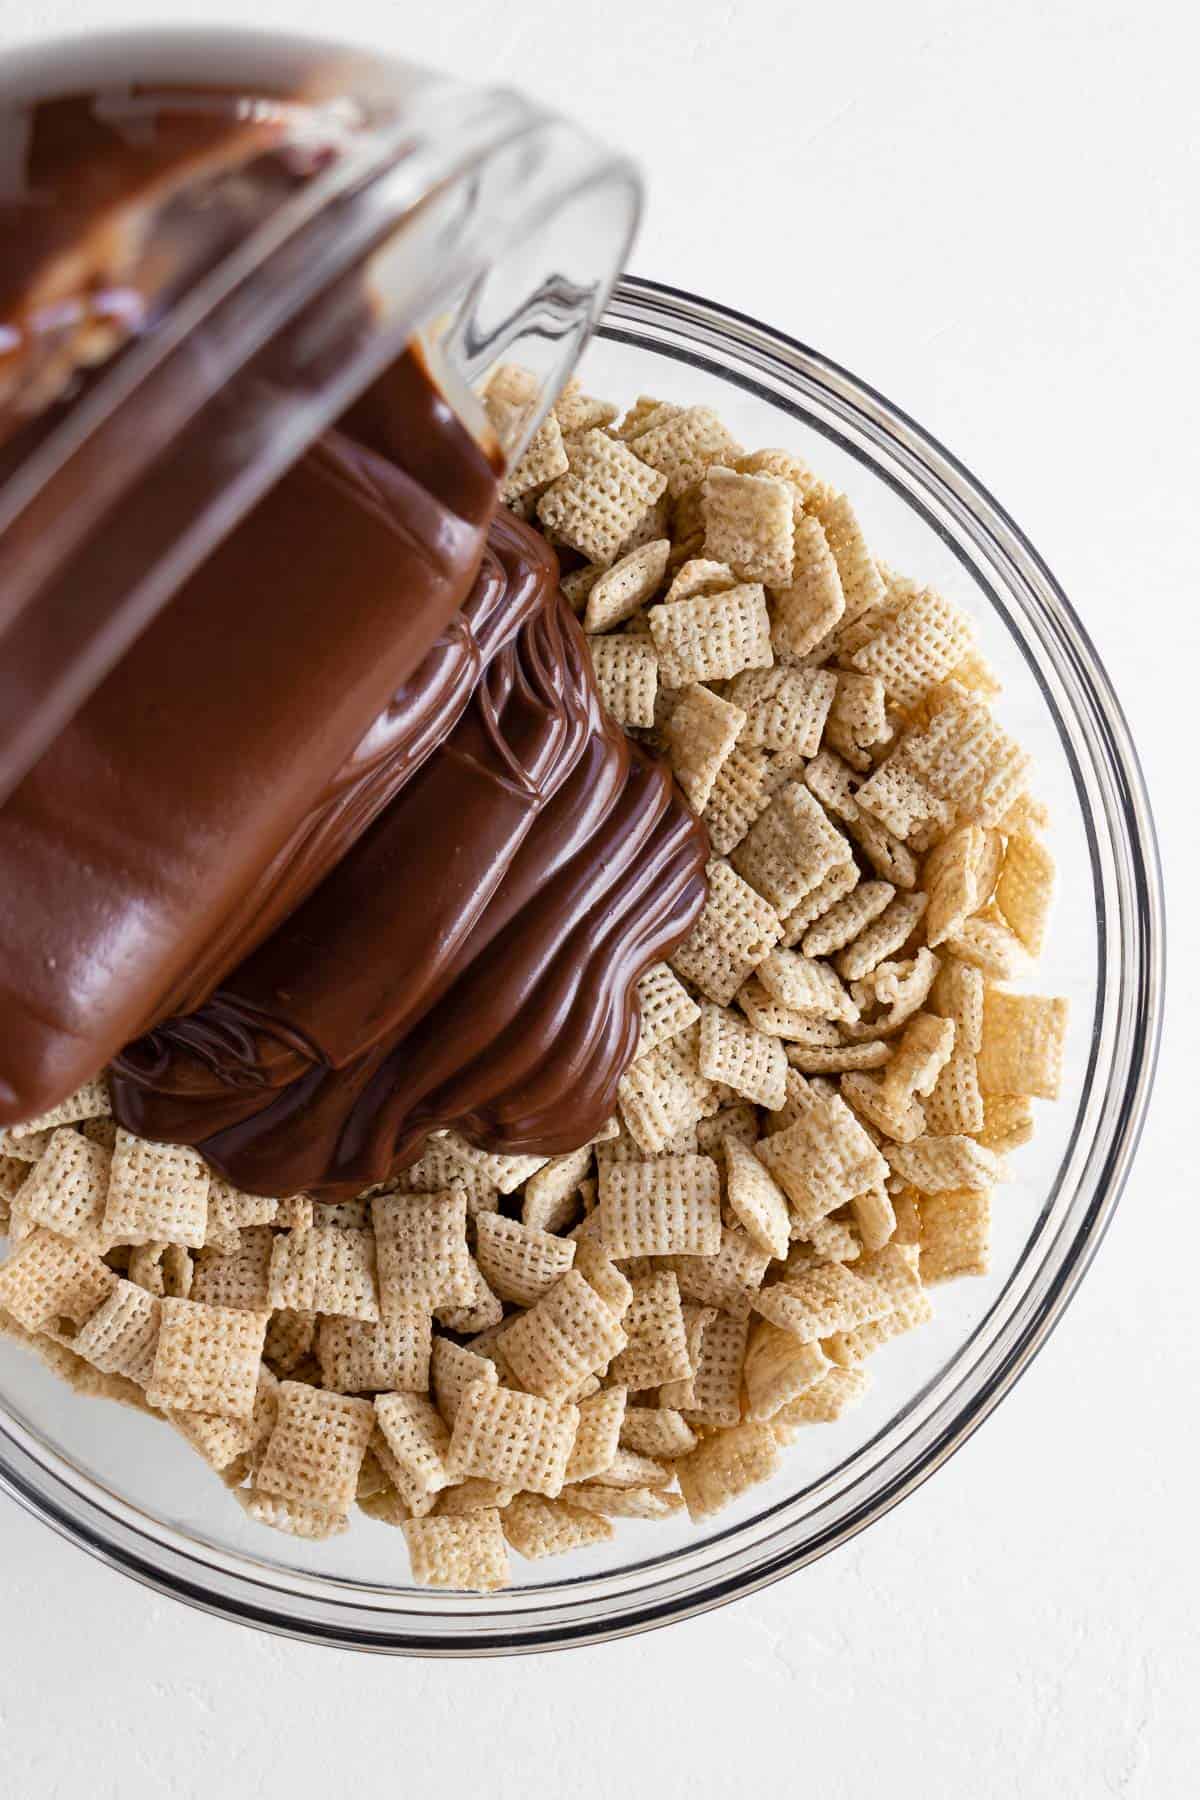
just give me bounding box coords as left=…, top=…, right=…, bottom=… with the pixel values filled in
left=0, top=37, right=1162, bottom=1654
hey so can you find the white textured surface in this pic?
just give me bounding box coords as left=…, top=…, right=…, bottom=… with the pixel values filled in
left=0, top=0, right=1195, bottom=1792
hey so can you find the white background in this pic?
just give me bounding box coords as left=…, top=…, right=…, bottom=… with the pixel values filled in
left=0, top=1, right=1196, bottom=1794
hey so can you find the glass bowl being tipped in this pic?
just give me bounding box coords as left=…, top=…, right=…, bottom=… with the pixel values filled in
left=0, top=275, right=1163, bottom=1655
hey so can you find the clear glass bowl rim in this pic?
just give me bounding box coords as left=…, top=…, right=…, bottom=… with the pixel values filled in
left=0, top=274, right=1165, bottom=1657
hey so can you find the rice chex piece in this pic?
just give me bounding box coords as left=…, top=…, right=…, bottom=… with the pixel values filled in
left=977, top=1093, right=1035, bottom=1153
left=631, top=405, right=742, bottom=498
left=661, top=556, right=737, bottom=605
left=399, top=1510, right=510, bottom=1591
left=977, top=990, right=1068, bottom=1100
left=498, top=406, right=569, bottom=505
left=847, top=584, right=975, bottom=711
left=732, top=780, right=849, bottom=916
left=70, top=1278, right=160, bottom=1385
left=943, top=914, right=1026, bottom=979
left=267, top=1226, right=380, bottom=1322
left=665, top=1227, right=772, bottom=1319
left=273, top=1194, right=315, bottom=1231
left=618, top=1021, right=717, bottom=1153
left=204, top=1178, right=278, bottom=1250
left=858, top=686, right=1031, bottom=838
left=676, top=1419, right=781, bottom=1520
left=586, top=633, right=659, bottom=728
left=702, top=746, right=775, bottom=856
left=431, top=1338, right=499, bottom=1426
left=802, top=882, right=895, bottom=959
left=754, top=1262, right=892, bottom=1342
left=262, top=1308, right=317, bottom=1375
left=698, top=1003, right=787, bottom=1109
left=771, top=512, right=846, bottom=658
left=773, top=1363, right=870, bottom=1429
left=778, top=863, right=862, bottom=952
left=572, top=1237, right=633, bottom=1315
left=374, top=1392, right=451, bottom=1504
left=679, top=1309, right=751, bottom=1428
left=475, top=1212, right=576, bottom=1307
left=566, top=1484, right=684, bottom=1520
left=589, top=1446, right=673, bottom=1490
left=502, top=1493, right=613, bottom=1558
left=372, top=1189, right=473, bottom=1316
left=634, top=963, right=701, bottom=1059
left=0, top=1127, right=52, bottom=1161
left=238, top=1489, right=348, bottom=1541
left=598, top=1154, right=721, bottom=1258
left=564, top=1385, right=627, bottom=1481
left=808, top=492, right=884, bottom=621
left=521, top=1146, right=594, bottom=1235
left=918, top=1188, right=991, bottom=1282
left=727, top=665, right=838, bottom=757
left=433, top=1131, right=548, bottom=1195
left=825, top=1244, right=932, bottom=1364
left=756, top=1092, right=889, bottom=1232
left=756, top=948, right=858, bottom=1023
left=836, top=891, right=928, bottom=982
left=620, top=1405, right=698, bottom=1459
left=824, top=671, right=891, bottom=770
left=12, top=1128, right=109, bottom=1246
left=789, top=1041, right=891, bottom=1076
left=743, top=1321, right=830, bottom=1420
left=664, top=684, right=746, bottom=812
left=9, top=1078, right=111, bottom=1137
left=147, top=1298, right=267, bottom=1418
left=189, top=1225, right=274, bottom=1313
left=615, top=395, right=682, bottom=440
left=501, top=1269, right=627, bottom=1401
left=435, top=1478, right=516, bottom=1516
left=848, top=810, right=920, bottom=890
left=648, top=581, right=774, bottom=690
left=392, top=1139, right=499, bottom=1213
left=702, top=466, right=796, bottom=586
left=883, top=1134, right=1004, bottom=1192
left=254, top=1381, right=374, bottom=1511
left=695, top=1100, right=759, bottom=1155
left=610, top=1272, right=691, bottom=1388
left=847, top=948, right=940, bottom=1038
left=923, top=823, right=991, bottom=945
left=0, top=1228, right=117, bottom=1332
left=995, top=828, right=1056, bottom=955
left=670, top=859, right=783, bottom=1005
left=126, top=1241, right=193, bottom=1300
left=102, top=1131, right=209, bottom=1249
left=537, top=429, right=667, bottom=566
left=582, top=538, right=670, bottom=631
left=447, top=1380, right=578, bottom=1498
left=723, top=1134, right=791, bottom=1259
left=922, top=1039, right=984, bottom=1136
left=176, top=1362, right=278, bottom=1477
left=435, top=1254, right=504, bottom=1334
left=316, top=1312, right=432, bottom=1394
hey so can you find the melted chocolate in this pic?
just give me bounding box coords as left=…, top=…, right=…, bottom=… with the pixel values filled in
left=110, top=511, right=708, bottom=1195
left=0, top=45, right=709, bottom=1193
left=0, top=351, right=500, bottom=1120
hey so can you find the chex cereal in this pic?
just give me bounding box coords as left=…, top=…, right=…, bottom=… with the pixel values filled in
left=0, top=370, right=1067, bottom=1590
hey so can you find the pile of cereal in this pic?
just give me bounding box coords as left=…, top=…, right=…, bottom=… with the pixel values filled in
left=0, top=374, right=1066, bottom=1592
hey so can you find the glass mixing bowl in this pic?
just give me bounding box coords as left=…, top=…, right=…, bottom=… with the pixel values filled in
left=0, top=276, right=1163, bottom=1655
